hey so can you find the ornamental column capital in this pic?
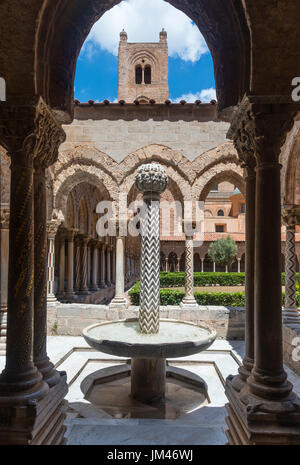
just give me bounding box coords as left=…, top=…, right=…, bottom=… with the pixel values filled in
left=0, top=96, right=65, bottom=168
left=227, top=94, right=298, bottom=166
left=0, top=205, right=10, bottom=230
left=47, top=210, right=65, bottom=239
left=282, top=205, right=300, bottom=227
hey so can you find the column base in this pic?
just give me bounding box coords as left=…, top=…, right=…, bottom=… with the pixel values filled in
left=180, top=297, right=199, bottom=310
left=225, top=374, right=300, bottom=445
left=47, top=296, right=58, bottom=306
left=109, top=297, right=128, bottom=309
left=77, top=290, right=90, bottom=296
left=0, top=371, right=68, bottom=445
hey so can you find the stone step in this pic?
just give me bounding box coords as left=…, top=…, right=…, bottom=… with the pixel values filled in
left=65, top=418, right=226, bottom=445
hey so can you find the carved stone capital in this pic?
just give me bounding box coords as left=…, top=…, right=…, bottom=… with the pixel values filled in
left=47, top=210, right=64, bottom=239
left=228, top=94, right=298, bottom=166
left=282, top=205, right=300, bottom=227
left=135, top=163, right=168, bottom=195
left=0, top=97, right=65, bottom=168
left=0, top=206, right=9, bottom=230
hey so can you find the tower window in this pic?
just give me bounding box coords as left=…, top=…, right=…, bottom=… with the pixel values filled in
left=144, top=66, right=151, bottom=84
left=241, top=203, right=246, bottom=213
left=217, top=209, right=224, bottom=216
left=135, top=66, right=142, bottom=84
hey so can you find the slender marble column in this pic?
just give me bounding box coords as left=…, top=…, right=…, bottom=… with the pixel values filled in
left=0, top=208, right=9, bottom=356
left=0, top=152, right=48, bottom=400
left=237, top=258, right=241, bottom=273
left=180, top=231, right=199, bottom=309
left=283, top=221, right=300, bottom=323
left=213, top=261, right=216, bottom=272
left=165, top=258, right=169, bottom=272
left=90, top=242, right=99, bottom=291
left=57, top=236, right=66, bottom=299
left=105, top=247, right=111, bottom=287
left=201, top=258, right=204, bottom=273
left=33, top=166, right=60, bottom=387
left=112, top=248, right=116, bottom=284
left=65, top=229, right=76, bottom=299
left=110, top=228, right=128, bottom=308
left=87, top=241, right=93, bottom=291
left=46, top=216, right=62, bottom=305
left=79, top=236, right=89, bottom=295
left=100, top=244, right=107, bottom=288
left=74, top=236, right=81, bottom=293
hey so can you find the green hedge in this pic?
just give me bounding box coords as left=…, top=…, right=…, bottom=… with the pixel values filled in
left=159, top=272, right=299, bottom=287
left=129, top=282, right=300, bottom=307
left=160, top=272, right=245, bottom=287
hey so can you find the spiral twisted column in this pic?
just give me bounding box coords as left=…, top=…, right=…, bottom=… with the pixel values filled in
left=135, top=163, right=168, bottom=334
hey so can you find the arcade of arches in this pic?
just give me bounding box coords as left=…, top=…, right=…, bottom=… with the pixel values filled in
left=0, top=0, right=300, bottom=446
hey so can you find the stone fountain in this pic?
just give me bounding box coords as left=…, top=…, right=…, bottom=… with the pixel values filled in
left=83, top=163, right=216, bottom=409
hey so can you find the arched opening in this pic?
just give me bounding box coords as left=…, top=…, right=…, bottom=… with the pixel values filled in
left=135, top=65, right=142, bottom=85
left=144, top=66, right=151, bottom=84
left=168, top=252, right=178, bottom=272
left=194, top=253, right=201, bottom=272
left=218, top=209, right=224, bottom=217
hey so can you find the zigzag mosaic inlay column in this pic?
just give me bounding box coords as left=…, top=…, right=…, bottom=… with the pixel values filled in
left=135, top=163, right=168, bottom=334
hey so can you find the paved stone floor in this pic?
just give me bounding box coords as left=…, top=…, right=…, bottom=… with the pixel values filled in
left=0, top=337, right=299, bottom=445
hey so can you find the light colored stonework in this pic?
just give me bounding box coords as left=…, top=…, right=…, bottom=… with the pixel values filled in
left=118, top=29, right=169, bottom=104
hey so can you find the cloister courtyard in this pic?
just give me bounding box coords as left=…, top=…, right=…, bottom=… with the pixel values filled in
left=0, top=0, right=300, bottom=448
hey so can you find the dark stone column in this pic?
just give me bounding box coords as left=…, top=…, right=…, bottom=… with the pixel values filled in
left=0, top=151, right=49, bottom=401
left=225, top=95, right=300, bottom=445
left=79, top=236, right=89, bottom=295
left=0, top=98, right=68, bottom=445
left=232, top=162, right=256, bottom=391
left=33, top=165, right=60, bottom=387
left=0, top=207, right=9, bottom=356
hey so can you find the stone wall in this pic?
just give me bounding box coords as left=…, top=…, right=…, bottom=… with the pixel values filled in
left=47, top=303, right=246, bottom=339
left=61, top=103, right=230, bottom=163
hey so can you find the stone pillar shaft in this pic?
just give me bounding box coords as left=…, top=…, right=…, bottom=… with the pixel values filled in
left=247, top=161, right=290, bottom=398
left=0, top=154, right=48, bottom=398
left=79, top=237, right=89, bottom=294
left=0, top=209, right=9, bottom=356
left=65, top=231, right=75, bottom=299
left=74, top=238, right=81, bottom=292
left=33, top=166, right=60, bottom=387
left=92, top=244, right=99, bottom=291
left=106, top=248, right=111, bottom=286
left=180, top=230, right=198, bottom=309
left=110, top=233, right=127, bottom=308
left=285, top=224, right=296, bottom=309
left=58, top=238, right=65, bottom=297
left=100, top=245, right=106, bottom=288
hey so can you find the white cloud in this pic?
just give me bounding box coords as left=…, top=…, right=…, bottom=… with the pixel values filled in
left=173, top=88, right=216, bottom=103
left=83, top=0, right=208, bottom=62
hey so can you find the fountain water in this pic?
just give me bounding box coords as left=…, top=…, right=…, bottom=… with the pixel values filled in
left=83, top=163, right=216, bottom=410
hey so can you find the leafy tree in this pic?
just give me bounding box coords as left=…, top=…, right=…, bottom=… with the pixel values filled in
left=208, top=235, right=238, bottom=271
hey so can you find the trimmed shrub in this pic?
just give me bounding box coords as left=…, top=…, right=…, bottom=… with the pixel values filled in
left=160, top=272, right=245, bottom=287
left=128, top=282, right=300, bottom=307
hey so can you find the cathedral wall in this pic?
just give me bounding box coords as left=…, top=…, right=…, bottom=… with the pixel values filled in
left=61, top=103, right=230, bottom=163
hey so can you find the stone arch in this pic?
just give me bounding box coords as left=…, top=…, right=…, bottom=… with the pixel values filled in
left=31, top=1, right=252, bottom=118
left=193, top=164, right=245, bottom=201
left=120, top=145, right=193, bottom=186
left=54, top=170, right=115, bottom=223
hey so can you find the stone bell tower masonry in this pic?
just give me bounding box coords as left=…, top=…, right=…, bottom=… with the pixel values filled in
left=118, top=29, right=169, bottom=103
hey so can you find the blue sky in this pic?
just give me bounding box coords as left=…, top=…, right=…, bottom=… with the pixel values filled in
left=75, top=0, right=216, bottom=103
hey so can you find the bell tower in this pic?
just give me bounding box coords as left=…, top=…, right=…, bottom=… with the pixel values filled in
left=118, top=29, right=169, bottom=103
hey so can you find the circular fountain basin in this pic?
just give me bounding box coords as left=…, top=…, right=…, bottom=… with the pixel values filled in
left=83, top=318, right=217, bottom=359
